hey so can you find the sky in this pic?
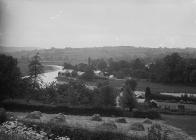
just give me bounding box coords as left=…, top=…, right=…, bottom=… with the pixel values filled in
left=0, top=0, right=196, bottom=48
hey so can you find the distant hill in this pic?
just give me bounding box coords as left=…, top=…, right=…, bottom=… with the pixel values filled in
left=0, top=46, right=39, bottom=53
left=4, top=46, right=196, bottom=65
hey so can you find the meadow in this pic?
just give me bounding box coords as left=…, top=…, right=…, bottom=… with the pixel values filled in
left=162, top=114, right=196, bottom=139
left=9, top=112, right=194, bottom=140
left=108, top=79, right=196, bottom=94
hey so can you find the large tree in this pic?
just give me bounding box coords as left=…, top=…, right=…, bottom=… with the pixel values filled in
left=119, top=79, right=137, bottom=111
left=0, top=54, right=21, bottom=101
left=93, top=85, right=116, bottom=107
left=27, top=52, right=43, bottom=101
left=80, top=67, right=95, bottom=81
left=28, top=52, right=43, bottom=86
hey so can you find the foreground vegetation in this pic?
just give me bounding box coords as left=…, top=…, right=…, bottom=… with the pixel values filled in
left=162, top=114, right=196, bottom=139
left=0, top=110, right=194, bottom=140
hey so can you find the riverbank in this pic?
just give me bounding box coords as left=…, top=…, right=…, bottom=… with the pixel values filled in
left=18, top=61, right=63, bottom=76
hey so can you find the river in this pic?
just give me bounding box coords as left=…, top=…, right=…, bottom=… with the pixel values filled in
left=40, top=65, right=63, bottom=84
left=22, top=65, right=63, bottom=85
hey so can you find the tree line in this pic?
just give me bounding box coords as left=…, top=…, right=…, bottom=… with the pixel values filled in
left=63, top=52, right=196, bottom=84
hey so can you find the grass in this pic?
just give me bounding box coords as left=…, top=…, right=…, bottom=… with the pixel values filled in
left=0, top=132, right=29, bottom=140
left=107, top=79, right=196, bottom=94
left=16, top=112, right=151, bottom=133
left=1, top=112, right=193, bottom=140
left=162, top=114, right=196, bottom=139
left=13, top=112, right=193, bottom=140
left=137, top=80, right=196, bottom=94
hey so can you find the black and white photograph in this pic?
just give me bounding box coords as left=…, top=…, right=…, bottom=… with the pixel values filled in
left=0, top=0, right=196, bottom=140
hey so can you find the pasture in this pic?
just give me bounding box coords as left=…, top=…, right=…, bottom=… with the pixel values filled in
left=13, top=112, right=194, bottom=140
left=108, top=79, right=196, bottom=94
left=162, top=114, right=196, bottom=139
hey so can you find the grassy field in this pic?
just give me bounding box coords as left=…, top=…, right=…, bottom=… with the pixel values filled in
left=108, top=79, right=196, bottom=94
left=0, top=132, right=28, bottom=140
left=162, top=114, right=196, bottom=139
left=13, top=112, right=194, bottom=140
left=137, top=80, right=196, bottom=94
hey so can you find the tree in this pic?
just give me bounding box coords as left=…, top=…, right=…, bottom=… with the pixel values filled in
left=42, top=82, right=57, bottom=104
left=124, top=78, right=137, bottom=91
left=57, top=80, right=93, bottom=106
left=131, top=58, right=145, bottom=70
left=93, top=85, right=116, bottom=107
left=76, top=63, right=89, bottom=72
left=28, top=52, right=43, bottom=86
left=119, top=79, right=137, bottom=111
left=63, top=62, right=74, bottom=69
left=27, top=52, right=43, bottom=101
left=163, top=53, right=184, bottom=83
left=190, top=70, right=196, bottom=83
left=145, top=87, right=151, bottom=102
left=80, top=68, right=95, bottom=81
left=0, top=54, right=21, bottom=101
left=71, top=70, right=78, bottom=77
left=97, top=59, right=107, bottom=71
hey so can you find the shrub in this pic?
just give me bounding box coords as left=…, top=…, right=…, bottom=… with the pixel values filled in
left=93, top=85, right=116, bottom=108
left=129, top=122, right=145, bottom=131
left=1, top=101, right=126, bottom=117
left=0, top=108, right=7, bottom=124
left=21, top=121, right=131, bottom=140
left=6, top=112, right=17, bottom=121
left=132, top=109, right=161, bottom=119
left=115, top=118, right=127, bottom=123
left=145, top=87, right=151, bottom=102
left=25, top=111, right=42, bottom=119
left=0, top=132, right=29, bottom=140
left=51, top=113, right=66, bottom=123
left=91, top=114, right=102, bottom=121
left=119, top=87, right=137, bottom=111
left=147, top=123, right=168, bottom=140
left=143, top=118, right=152, bottom=124
left=96, top=121, right=117, bottom=131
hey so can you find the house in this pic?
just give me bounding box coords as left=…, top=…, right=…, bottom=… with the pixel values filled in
left=94, top=70, right=104, bottom=77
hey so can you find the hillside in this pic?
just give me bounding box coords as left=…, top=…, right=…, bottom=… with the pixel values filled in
left=0, top=46, right=39, bottom=53
left=4, top=46, right=196, bottom=65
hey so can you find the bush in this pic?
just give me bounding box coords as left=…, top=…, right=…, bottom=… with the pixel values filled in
left=93, top=85, right=116, bottom=108
left=129, top=122, right=145, bottom=131
left=91, top=114, right=102, bottom=121
left=147, top=123, right=168, bottom=140
left=132, top=109, right=161, bottom=119
left=115, top=118, right=127, bottom=123
left=0, top=132, right=29, bottom=140
left=96, top=121, right=117, bottom=131
left=143, top=118, right=152, bottom=124
left=25, top=111, right=42, bottom=120
left=1, top=101, right=126, bottom=117
left=22, top=121, right=131, bottom=140
left=0, top=108, right=7, bottom=124
left=51, top=113, right=66, bottom=123
left=6, top=112, right=17, bottom=121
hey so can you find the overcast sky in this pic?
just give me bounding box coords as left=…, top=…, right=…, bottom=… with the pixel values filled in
left=1, top=0, right=196, bottom=48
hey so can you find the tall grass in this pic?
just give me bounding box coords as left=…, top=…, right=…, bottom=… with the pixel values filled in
left=0, top=132, right=30, bottom=140
left=21, top=120, right=147, bottom=140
